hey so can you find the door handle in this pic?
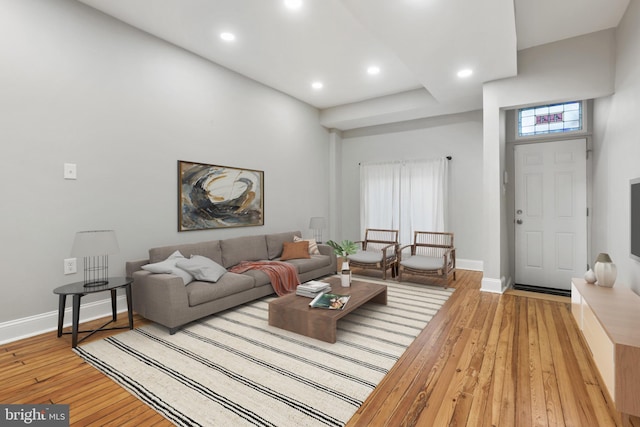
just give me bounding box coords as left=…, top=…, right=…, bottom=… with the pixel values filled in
left=516, top=219, right=523, bottom=225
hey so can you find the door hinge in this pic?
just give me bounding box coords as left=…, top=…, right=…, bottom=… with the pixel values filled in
left=587, top=207, right=589, bottom=216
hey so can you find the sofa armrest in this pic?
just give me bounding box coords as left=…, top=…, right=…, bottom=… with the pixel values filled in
left=131, top=270, right=190, bottom=328
left=317, top=244, right=337, bottom=273
left=317, top=243, right=331, bottom=256
left=126, top=259, right=149, bottom=277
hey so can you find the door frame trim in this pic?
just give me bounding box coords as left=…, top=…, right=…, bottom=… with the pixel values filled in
left=505, top=136, right=592, bottom=291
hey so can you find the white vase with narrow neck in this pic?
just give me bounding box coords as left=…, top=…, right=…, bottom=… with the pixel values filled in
left=594, top=253, right=617, bottom=288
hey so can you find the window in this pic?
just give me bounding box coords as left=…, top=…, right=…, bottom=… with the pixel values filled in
left=518, top=101, right=583, bottom=137
left=360, top=158, right=448, bottom=244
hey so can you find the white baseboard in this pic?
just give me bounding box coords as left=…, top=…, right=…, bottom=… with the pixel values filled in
left=481, top=276, right=507, bottom=293
left=0, top=296, right=129, bottom=345
left=457, top=258, right=483, bottom=271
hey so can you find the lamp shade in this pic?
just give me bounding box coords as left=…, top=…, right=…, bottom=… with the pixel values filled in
left=309, top=217, right=326, bottom=230
left=71, top=230, right=119, bottom=256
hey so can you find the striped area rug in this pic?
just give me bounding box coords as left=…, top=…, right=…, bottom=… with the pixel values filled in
left=75, top=277, right=453, bottom=426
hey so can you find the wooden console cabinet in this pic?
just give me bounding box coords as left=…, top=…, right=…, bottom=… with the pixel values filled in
left=571, top=278, right=640, bottom=419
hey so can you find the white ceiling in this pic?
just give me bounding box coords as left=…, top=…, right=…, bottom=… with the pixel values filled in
left=77, top=0, right=629, bottom=129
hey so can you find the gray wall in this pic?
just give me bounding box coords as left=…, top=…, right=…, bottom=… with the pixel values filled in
left=338, top=110, right=484, bottom=268
left=0, top=0, right=329, bottom=334
left=593, top=0, right=640, bottom=293
left=481, top=29, right=616, bottom=292
left=3, top=0, right=638, bottom=344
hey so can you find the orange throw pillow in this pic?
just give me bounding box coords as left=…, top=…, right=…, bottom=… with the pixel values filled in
left=280, top=241, right=311, bottom=261
left=293, top=236, right=320, bottom=255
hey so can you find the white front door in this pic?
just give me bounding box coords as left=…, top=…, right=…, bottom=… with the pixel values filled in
left=514, top=139, right=587, bottom=291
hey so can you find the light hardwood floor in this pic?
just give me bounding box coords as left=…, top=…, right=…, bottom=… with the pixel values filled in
left=1, top=270, right=638, bottom=426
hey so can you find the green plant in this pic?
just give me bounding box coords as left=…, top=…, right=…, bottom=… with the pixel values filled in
left=326, top=239, right=359, bottom=257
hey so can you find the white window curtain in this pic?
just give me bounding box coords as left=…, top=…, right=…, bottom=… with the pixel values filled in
left=360, top=158, right=448, bottom=245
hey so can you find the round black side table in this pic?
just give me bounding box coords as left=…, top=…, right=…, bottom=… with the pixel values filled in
left=53, top=276, right=134, bottom=348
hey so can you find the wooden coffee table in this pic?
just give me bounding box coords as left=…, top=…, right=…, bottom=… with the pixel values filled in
left=268, top=277, right=387, bottom=343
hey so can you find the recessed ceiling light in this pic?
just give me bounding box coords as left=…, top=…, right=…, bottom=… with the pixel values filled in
left=284, top=0, right=302, bottom=10
left=457, top=68, right=473, bottom=78
left=367, top=66, right=381, bottom=75
left=311, top=81, right=323, bottom=90
left=220, top=32, right=236, bottom=42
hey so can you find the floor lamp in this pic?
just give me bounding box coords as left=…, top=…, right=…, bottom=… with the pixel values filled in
left=309, top=217, right=326, bottom=243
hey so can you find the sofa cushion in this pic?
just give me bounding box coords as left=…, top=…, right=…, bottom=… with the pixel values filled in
left=293, top=236, right=320, bottom=255
left=176, top=255, right=227, bottom=283
left=221, top=235, right=269, bottom=268
left=284, top=254, right=331, bottom=274
left=141, top=250, right=194, bottom=285
left=240, top=269, right=272, bottom=287
left=186, top=272, right=255, bottom=306
left=266, top=231, right=302, bottom=259
left=149, top=240, right=223, bottom=265
left=280, top=241, right=310, bottom=261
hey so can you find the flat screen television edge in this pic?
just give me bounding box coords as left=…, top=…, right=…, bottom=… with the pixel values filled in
left=630, top=177, right=640, bottom=262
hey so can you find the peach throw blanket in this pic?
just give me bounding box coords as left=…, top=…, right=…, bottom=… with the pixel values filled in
left=229, top=261, right=300, bottom=296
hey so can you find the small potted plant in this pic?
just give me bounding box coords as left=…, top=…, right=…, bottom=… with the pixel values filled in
left=326, top=239, right=359, bottom=271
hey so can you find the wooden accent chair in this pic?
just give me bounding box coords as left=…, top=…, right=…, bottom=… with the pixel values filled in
left=398, top=231, right=456, bottom=287
left=347, top=228, right=399, bottom=280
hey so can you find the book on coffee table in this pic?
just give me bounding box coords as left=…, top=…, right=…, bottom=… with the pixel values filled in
left=296, top=280, right=331, bottom=298
left=309, top=292, right=350, bottom=310
left=298, top=280, right=331, bottom=292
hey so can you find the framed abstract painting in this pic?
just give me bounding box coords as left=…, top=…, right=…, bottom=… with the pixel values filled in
left=178, top=160, right=264, bottom=231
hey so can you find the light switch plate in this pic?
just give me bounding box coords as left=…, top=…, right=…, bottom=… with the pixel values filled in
left=64, top=163, right=77, bottom=180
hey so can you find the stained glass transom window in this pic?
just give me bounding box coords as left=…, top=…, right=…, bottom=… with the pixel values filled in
left=518, top=101, right=582, bottom=137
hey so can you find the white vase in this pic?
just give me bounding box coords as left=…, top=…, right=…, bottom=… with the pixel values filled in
left=341, top=271, right=351, bottom=287
left=583, top=268, right=596, bottom=284
left=594, top=253, right=617, bottom=288
left=341, top=261, right=351, bottom=287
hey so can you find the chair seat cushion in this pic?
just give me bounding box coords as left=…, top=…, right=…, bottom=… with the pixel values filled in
left=348, top=250, right=384, bottom=264
left=400, top=255, right=443, bottom=270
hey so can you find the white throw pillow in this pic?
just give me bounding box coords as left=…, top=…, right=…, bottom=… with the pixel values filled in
left=293, top=236, right=320, bottom=255
left=176, top=255, right=227, bottom=283
left=142, top=250, right=194, bottom=285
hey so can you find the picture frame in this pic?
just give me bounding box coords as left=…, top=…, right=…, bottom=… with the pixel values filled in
left=178, top=160, right=264, bottom=231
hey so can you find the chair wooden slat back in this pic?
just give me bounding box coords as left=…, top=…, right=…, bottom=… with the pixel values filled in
left=363, top=229, right=399, bottom=253
left=414, top=231, right=454, bottom=258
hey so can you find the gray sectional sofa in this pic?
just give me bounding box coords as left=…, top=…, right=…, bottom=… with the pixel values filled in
left=125, top=231, right=336, bottom=334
